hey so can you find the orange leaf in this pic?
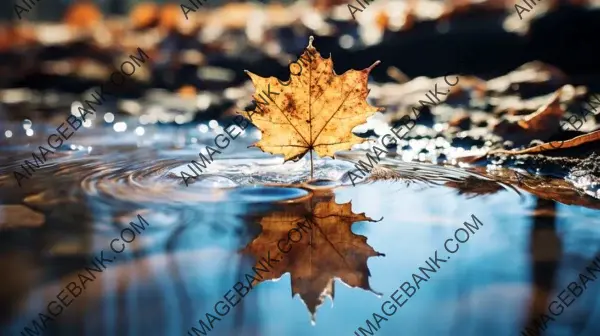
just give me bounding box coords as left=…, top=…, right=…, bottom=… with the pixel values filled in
left=241, top=36, right=383, bottom=177
left=516, top=87, right=565, bottom=131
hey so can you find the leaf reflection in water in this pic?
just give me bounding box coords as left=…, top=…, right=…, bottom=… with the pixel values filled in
left=242, top=188, right=385, bottom=322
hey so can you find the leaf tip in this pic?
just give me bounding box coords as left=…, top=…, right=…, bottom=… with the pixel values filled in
left=367, top=60, right=381, bottom=72
left=308, top=35, right=314, bottom=48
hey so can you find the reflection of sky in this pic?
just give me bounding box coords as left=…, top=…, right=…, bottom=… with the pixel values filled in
left=254, top=182, right=600, bottom=336
left=3, top=181, right=600, bottom=336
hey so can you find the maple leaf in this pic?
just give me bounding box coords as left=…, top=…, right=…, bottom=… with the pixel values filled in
left=241, top=36, right=384, bottom=178
left=242, top=189, right=384, bottom=320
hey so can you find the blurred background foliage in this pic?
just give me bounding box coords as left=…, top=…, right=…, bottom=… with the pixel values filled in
left=0, top=0, right=291, bottom=21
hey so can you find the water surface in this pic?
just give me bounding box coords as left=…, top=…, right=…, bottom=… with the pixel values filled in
left=1, top=118, right=599, bottom=336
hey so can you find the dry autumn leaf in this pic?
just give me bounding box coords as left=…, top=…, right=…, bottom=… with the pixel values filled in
left=241, top=36, right=384, bottom=177
left=455, top=129, right=600, bottom=164
left=457, top=86, right=599, bottom=164
left=488, top=129, right=600, bottom=156
left=492, top=86, right=566, bottom=145
left=242, top=189, right=384, bottom=319
left=516, top=87, right=565, bottom=132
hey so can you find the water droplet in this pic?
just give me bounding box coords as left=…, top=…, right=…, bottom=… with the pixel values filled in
left=71, top=101, right=83, bottom=116
left=104, top=112, right=114, bottom=123
left=22, top=119, right=32, bottom=130
left=198, top=124, right=208, bottom=133
left=175, top=115, right=186, bottom=124
left=113, top=122, right=127, bottom=132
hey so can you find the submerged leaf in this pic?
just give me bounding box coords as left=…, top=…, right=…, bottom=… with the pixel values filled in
left=241, top=36, right=383, bottom=177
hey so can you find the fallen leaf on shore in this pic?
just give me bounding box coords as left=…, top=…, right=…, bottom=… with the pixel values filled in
left=455, top=129, right=600, bottom=164
left=63, top=1, right=103, bottom=29
left=130, top=3, right=159, bottom=29
left=516, top=87, right=566, bottom=131
left=489, top=129, right=600, bottom=156
left=493, top=86, right=566, bottom=144
left=241, top=36, right=383, bottom=178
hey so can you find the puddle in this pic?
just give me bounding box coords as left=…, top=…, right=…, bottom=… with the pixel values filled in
left=1, top=123, right=599, bottom=336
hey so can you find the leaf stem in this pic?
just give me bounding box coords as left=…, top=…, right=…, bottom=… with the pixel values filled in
left=309, top=150, right=314, bottom=179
